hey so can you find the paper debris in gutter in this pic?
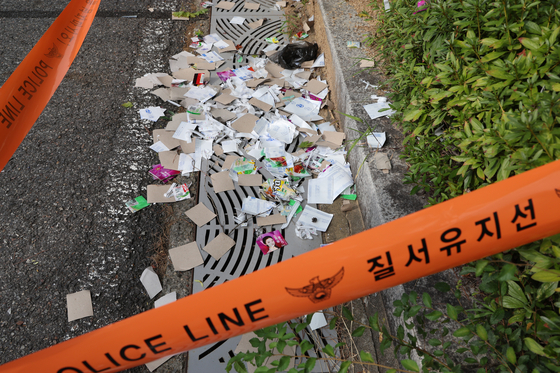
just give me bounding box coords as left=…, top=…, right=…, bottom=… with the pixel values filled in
left=309, top=312, right=328, bottom=330
left=185, top=203, right=217, bottom=226
left=216, top=1, right=235, bottom=9
left=373, top=152, right=391, bottom=173
left=367, top=132, right=386, bottom=148
left=139, top=106, right=166, bottom=121
left=169, top=242, right=204, bottom=271
left=203, top=232, right=236, bottom=260
left=140, top=267, right=162, bottom=299
left=298, top=205, right=333, bottom=232
left=67, top=290, right=93, bottom=322
left=363, top=97, right=395, bottom=119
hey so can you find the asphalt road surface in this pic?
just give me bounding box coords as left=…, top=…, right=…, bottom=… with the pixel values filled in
left=0, top=0, right=192, bottom=370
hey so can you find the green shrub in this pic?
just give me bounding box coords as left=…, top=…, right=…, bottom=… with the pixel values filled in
left=375, top=0, right=560, bottom=205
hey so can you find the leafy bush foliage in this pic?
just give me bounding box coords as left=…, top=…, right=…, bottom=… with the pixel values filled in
left=375, top=0, right=560, bottom=204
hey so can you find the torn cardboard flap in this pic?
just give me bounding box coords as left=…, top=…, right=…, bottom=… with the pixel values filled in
left=232, top=113, right=259, bottom=133
left=213, top=144, right=224, bottom=156
left=159, top=151, right=181, bottom=171
left=303, top=79, right=328, bottom=95
left=374, top=152, right=391, bottom=173
left=203, top=232, right=235, bottom=260
left=211, top=170, right=235, bottom=193
left=212, top=108, right=237, bottom=122
left=147, top=185, right=176, bottom=203
left=215, top=39, right=237, bottom=52
left=246, top=78, right=267, bottom=88
left=67, top=290, right=93, bottom=322
left=360, top=59, right=375, bottom=68
left=249, top=97, right=273, bottom=112
left=248, top=19, right=264, bottom=29
left=256, top=214, right=287, bottom=226
left=187, top=56, right=207, bottom=65
left=215, top=92, right=236, bottom=105
left=216, top=0, right=235, bottom=9
left=153, top=129, right=181, bottom=150
left=169, top=242, right=204, bottom=271
left=179, top=139, right=196, bottom=154
left=165, top=113, right=188, bottom=131
left=185, top=202, right=217, bottom=226
left=221, top=155, right=239, bottom=170
left=157, top=75, right=174, bottom=87
left=265, top=62, right=285, bottom=78
left=238, top=173, right=263, bottom=186
left=151, top=88, right=171, bottom=101
left=321, top=131, right=346, bottom=146
left=244, top=2, right=260, bottom=9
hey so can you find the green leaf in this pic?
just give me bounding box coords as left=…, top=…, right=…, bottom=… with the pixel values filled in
left=536, top=281, right=558, bottom=300
left=121, top=101, right=134, bottom=108
left=453, top=327, right=471, bottom=338
left=277, top=340, right=287, bottom=353
left=329, top=316, right=338, bottom=330
left=476, top=325, right=488, bottom=341
left=506, top=346, right=516, bottom=364
left=323, top=344, right=335, bottom=357
left=425, top=310, right=443, bottom=321
left=428, top=338, right=442, bottom=346
left=401, top=359, right=419, bottom=372
left=502, top=296, right=526, bottom=309
left=475, top=260, right=489, bottom=276
left=519, top=37, right=541, bottom=51
left=490, top=308, right=505, bottom=325
left=549, top=25, right=560, bottom=45
left=352, top=326, right=366, bottom=337
left=360, top=350, right=375, bottom=363
left=338, top=361, right=352, bottom=373
left=487, top=68, right=511, bottom=80
left=403, top=109, right=424, bottom=122
left=369, top=314, right=379, bottom=331
left=386, top=370, right=396, bottom=373
left=254, top=366, right=269, bottom=373
left=480, top=51, right=507, bottom=63
left=277, top=356, right=290, bottom=371
left=300, top=340, right=313, bottom=354
left=525, top=21, right=542, bottom=35
left=434, top=282, right=451, bottom=292
left=498, top=263, right=517, bottom=281
left=234, top=361, right=248, bottom=373
left=304, top=358, right=316, bottom=373
left=422, top=292, right=432, bottom=308
left=524, top=337, right=548, bottom=357
left=447, top=304, right=458, bottom=321
left=507, top=281, right=528, bottom=304
left=342, top=306, right=354, bottom=321
left=532, top=269, right=560, bottom=282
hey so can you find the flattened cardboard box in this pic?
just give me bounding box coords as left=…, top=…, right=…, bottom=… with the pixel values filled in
left=179, top=138, right=196, bottom=154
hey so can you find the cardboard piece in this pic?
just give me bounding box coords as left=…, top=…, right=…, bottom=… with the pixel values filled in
left=300, top=60, right=314, bottom=69
left=276, top=1, right=286, bottom=7
left=216, top=0, right=235, bottom=9
left=211, top=171, right=235, bottom=193
left=157, top=75, right=174, bottom=87
left=303, top=22, right=311, bottom=32
left=256, top=214, right=287, bottom=226
left=244, top=1, right=260, bottom=9
left=195, top=61, right=216, bottom=70
left=231, top=113, right=258, bottom=133
left=213, top=144, right=224, bottom=156
left=153, top=129, right=181, bottom=150
left=179, top=139, right=196, bottom=154
left=265, top=62, right=285, bottom=78
left=374, top=152, right=391, bottom=173
left=246, top=78, right=267, bottom=88
left=212, top=108, right=237, bottom=122
left=147, top=185, right=176, bottom=203
left=203, top=232, right=236, bottom=260
left=249, top=97, right=272, bottom=112
left=221, top=155, right=238, bottom=170
left=215, top=39, right=237, bottom=52
left=185, top=203, right=217, bottom=227
left=322, top=131, right=346, bottom=146
left=170, top=87, right=189, bottom=100
left=238, top=173, right=263, bottom=186
left=169, top=242, right=204, bottom=271
left=187, top=56, right=206, bottom=65
left=247, top=19, right=264, bottom=29
left=151, top=87, right=171, bottom=101
left=140, top=267, right=162, bottom=299
left=303, top=79, right=328, bottom=95
left=215, top=92, right=236, bottom=105
left=67, top=290, right=93, bottom=322
left=360, top=59, right=375, bottom=68
left=166, top=113, right=188, bottom=131
left=295, top=70, right=312, bottom=80
left=159, top=151, right=181, bottom=171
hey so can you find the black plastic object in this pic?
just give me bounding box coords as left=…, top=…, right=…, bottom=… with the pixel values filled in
left=269, top=41, right=319, bottom=69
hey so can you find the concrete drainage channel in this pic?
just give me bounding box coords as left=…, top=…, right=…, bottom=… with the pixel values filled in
left=181, top=1, right=342, bottom=372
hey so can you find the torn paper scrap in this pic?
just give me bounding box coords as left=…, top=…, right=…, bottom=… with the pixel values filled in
left=374, top=152, right=391, bottom=173
left=139, top=106, right=166, bottom=122
left=169, top=242, right=204, bottom=271
left=312, top=53, right=325, bottom=67
left=149, top=141, right=170, bottom=153
left=283, top=97, right=322, bottom=121
left=230, top=16, right=245, bottom=24
left=145, top=356, right=173, bottom=372
left=307, top=177, right=334, bottom=204
left=67, top=290, right=93, bottom=322
left=360, top=59, right=375, bottom=68
left=203, top=232, right=235, bottom=260
left=140, top=267, right=162, bottom=299
left=241, top=196, right=276, bottom=216
left=309, top=312, right=328, bottom=330
left=367, top=132, right=386, bottom=148
left=154, top=292, right=177, bottom=308
left=363, top=100, right=395, bottom=119
left=298, top=205, right=333, bottom=232
left=125, top=196, right=149, bottom=212
left=210, top=170, right=235, bottom=193
left=185, top=203, right=217, bottom=226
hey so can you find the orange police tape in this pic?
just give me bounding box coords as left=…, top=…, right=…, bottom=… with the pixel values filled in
left=0, top=0, right=100, bottom=171
left=2, top=161, right=560, bottom=372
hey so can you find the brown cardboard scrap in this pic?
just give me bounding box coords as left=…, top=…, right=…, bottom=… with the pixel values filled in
left=213, top=144, right=224, bottom=156
left=216, top=0, right=235, bottom=9
left=321, top=131, right=346, bottom=146
left=374, top=152, right=391, bottom=173
left=256, top=214, right=287, bottom=226
left=165, top=112, right=187, bottom=131
left=303, top=133, right=322, bottom=145
left=185, top=203, right=217, bottom=227
left=249, top=97, right=272, bottom=112
left=169, top=242, right=204, bottom=271
left=244, top=2, right=260, bottom=9
left=152, top=129, right=181, bottom=150
left=300, top=60, right=314, bottom=69
left=238, top=173, right=263, bottom=186
left=211, top=108, right=237, bottom=122
left=210, top=171, right=235, bottom=193
left=203, top=232, right=235, bottom=260
left=217, top=40, right=237, bottom=52
left=276, top=1, right=286, bottom=7
left=246, top=78, right=267, bottom=88
left=303, top=79, right=328, bottom=94
left=221, top=155, right=239, bottom=170
left=179, top=139, right=196, bottom=154
left=360, top=59, right=375, bottom=68
left=265, top=62, right=285, bottom=78
left=151, top=88, right=171, bottom=101
left=157, top=75, right=174, bottom=87
left=170, top=87, right=189, bottom=100
left=135, top=76, right=155, bottom=89
left=67, top=290, right=93, bottom=322
left=147, top=185, right=176, bottom=203
left=215, top=92, right=236, bottom=105
left=265, top=49, right=278, bottom=57
left=231, top=113, right=258, bottom=133
left=247, top=19, right=264, bottom=29
left=195, top=61, right=216, bottom=70
left=295, top=70, right=312, bottom=80
left=303, top=22, right=311, bottom=32
left=159, top=151, right=181, bottom=171
left=187, top=56, right=207, bottom=65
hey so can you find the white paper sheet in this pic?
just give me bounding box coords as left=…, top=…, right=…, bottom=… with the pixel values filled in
left=150, top=141, right=170, bottom=153
left=241, top=196, right=276, bottom=216
left=307, top=178, right=334, bottom=204
left=173, top=122, right=198, bottom=141
left=221, top=139, right=239, bottom=153
left=140, top=267, right=162, bottom=299
left=230, top=16, right=246, bottom=24
left=367, top=132, right=387, bottom=148
left=139, top=106, right=166, bottom=122
left=283, top=97, right=322, bottom=121
left=154, top=292, right=177, bottom=308
left=298, top=205, right=333, bottom=232
left=309, top=312, right=328, bottom=330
